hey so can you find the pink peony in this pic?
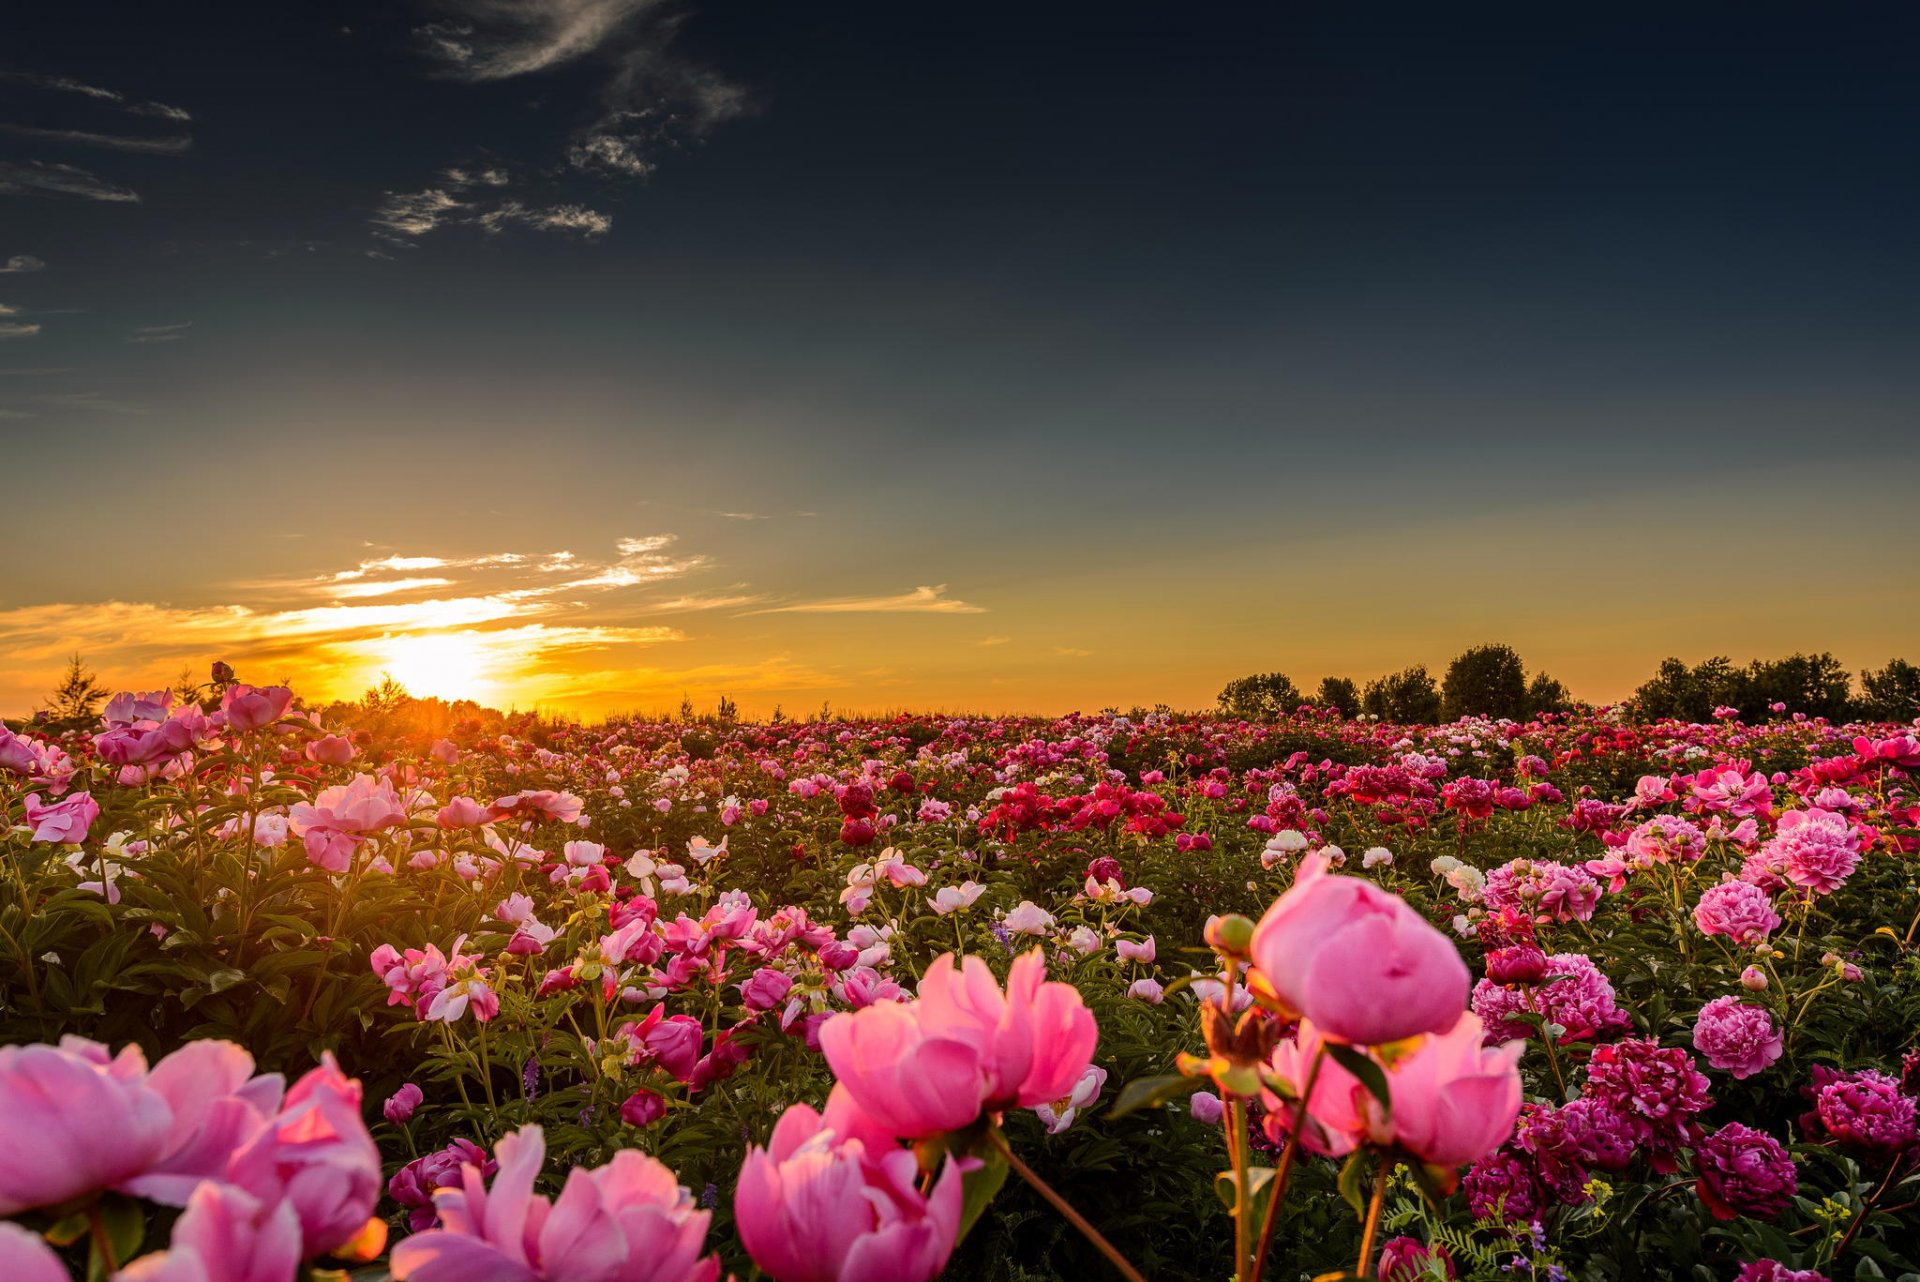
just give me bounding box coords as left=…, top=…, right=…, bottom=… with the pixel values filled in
left=1481, top=859, right=1601, bottom=924
left=1693, top=880, right=1781, bottom=945
left=1692, top=1123, right=1797, bottom=1220
left=117, top=1180, right=304, bottom=1282
left=221, top=684, right=294, bottom=732
left=225, top=1054, right=382, bottom=1258
left=0, top=1222, right=68, bottom=1282
left=22, top=791, right=99, bottom=844
left=735, top=1096, right=964, bottom=1282
left=1248, top=852, right=1470, bottom=1045
left=389, top=1126, right=718, bottom=1282
left=0, top=1037, right=173, bottom=1215
left=819, top=949, right=1096, bottom=1139
left=1692, top=997, right=1783, bottom=1080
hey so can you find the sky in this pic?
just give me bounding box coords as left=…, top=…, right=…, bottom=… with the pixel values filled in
left=2, top=1, right=1917, bottom=717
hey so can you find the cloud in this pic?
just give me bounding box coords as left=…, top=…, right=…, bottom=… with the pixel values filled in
left=371, top=188, right=467, bottom=238
left=748, top=585, right=987, bottom=616
left=0, top=323, right=41, bottom=340
left=0, top=161, right=141, bottom=203
left=327, top=577, right=457, bottom=599
left=414, top=0, right=657, bottom=81
left=131, top=321, right=192, bottom=344
left=0, top=72, right=189, bottom=121
left=711, top=510, right=771, bottom=521
left=0, top=255, right=46, bottom=274
left=372, top=170, right=610, bottom=242
left=975, top=635, right=1012, bottom=647
left=0, top=124, right=192, bottom=154
left=1054, top=647, right=1092, bottom=657
left=409, top=0, right=750, bottom=191
left=475, top=200, right=612, bottom=237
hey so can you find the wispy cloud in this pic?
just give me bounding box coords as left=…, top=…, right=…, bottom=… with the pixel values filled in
left=403, top=0, right=750, bottom=215
left=131, top=321, right=192, bottom=343
left=0, top=124, right=192, bottom=154
left=372, top=172, right=609, bottom=242
left=0, top=161, right=141, bottom=203
left=0, top=322, right=41, bottom=340
left=0, top=255, right=47, bottom=274
left=475, top=200, right=611, bottom=237
left=748, top=585, right=987, bottom=616
left=975, top=635, right=1012, bottom=647
left=0, top=72, right=189, bottom=121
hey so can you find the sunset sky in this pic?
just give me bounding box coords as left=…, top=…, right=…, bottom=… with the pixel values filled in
left=3, top=2, right=1918, bottom=717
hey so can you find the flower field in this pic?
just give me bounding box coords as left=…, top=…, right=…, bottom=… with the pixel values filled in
left=3, top=675, right=1919, bottom=1282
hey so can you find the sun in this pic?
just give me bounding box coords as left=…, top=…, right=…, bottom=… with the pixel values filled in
left=372, top=631, right=499, bottom=704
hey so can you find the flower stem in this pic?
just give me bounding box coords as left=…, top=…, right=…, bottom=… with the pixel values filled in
left=1248, top=1045, right=1326, bottom=1282
left=987, top=1127, right=1147, bottom=1282
left=1355, top=1156, right=1392, bottom=1279
left=86, top=1203, right=119, bottom=1275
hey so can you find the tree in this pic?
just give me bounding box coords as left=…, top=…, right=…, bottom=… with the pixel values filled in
left=1858, top=659, right=1920, bottom=722
left=1216, top=672, right=1303, bottom=720
left=1317, top=676, right=1362, bottom=718
left=1743, top=653, right=1851, bottom=721
left=1526, top=672, right=1574, bottom=716
left=1361, top=665, right=1442, bottom=723
left=1441, top=644, right=1529, bottom=721
left=43, top=654, right=108, bottom=723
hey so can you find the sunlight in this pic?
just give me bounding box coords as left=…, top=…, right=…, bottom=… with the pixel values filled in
left=366, top=631, right=501, bottom=704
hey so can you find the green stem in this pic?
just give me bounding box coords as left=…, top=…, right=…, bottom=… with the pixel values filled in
left=1355, top=1156, right=1392, bottom=1278
left=1248, top=1046, right=1327, bottom=1282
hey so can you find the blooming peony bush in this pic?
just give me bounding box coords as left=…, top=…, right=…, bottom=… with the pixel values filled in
left=0, top=668, right=1918, bottom=1279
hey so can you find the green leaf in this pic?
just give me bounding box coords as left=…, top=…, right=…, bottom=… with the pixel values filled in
left=1106, top=1073, right=1201, bottom=1119
left=1325, top=1043, right=1391, bottom=1112
left=954, top=1135, right=1010, bottom=1245
left=206, top=968, right=249, bottom=994
left=1212, top=1165, right=1277, bottom=1220
left=1336, top=1149, right=1371, bottom=1218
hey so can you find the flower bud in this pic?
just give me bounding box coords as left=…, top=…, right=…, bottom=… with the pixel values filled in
left=1739, top=966, right=1768, bottom=992
left=1485, top=946, right=1548, bottom=986
left=1205, top=914, right=1256, bottom=958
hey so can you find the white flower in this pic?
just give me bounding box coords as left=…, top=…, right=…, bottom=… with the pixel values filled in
left=1033, top=1066, right=1107, bottom=1134
left=1361, top=846, right=1393, bottom=869
left=1002, top=900, right=1056, bottom=935
left=1065, top=925, right=1102, bottom=955
left=929, top=881, right=985, bottom=915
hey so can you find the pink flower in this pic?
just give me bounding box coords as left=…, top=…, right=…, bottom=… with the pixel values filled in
left=621, top=1089, right=668, bottom=1127
left=385, top=1082, right=424, bottom=1125
left=1693, top=880, right=1781, bottom=945
left=1116, top=936, right=1156, bottom=964
left=23, top=791, right=99, bottom=844
left=117, top=1180, right=304, bottom=1282
left=305, top=734, right=357, bottom=766
left=820, top=950, right=1096, bottom=1139
left=0, top=1037, right=173, bottom=1215
left=735, top=1099, right=964, bottom=1282
left=389, top=1139, right=496, bottom=1232
left=1693, top=1123, right=1797, bottom=1220
left=1378, top=1237, right=1456, bottom=1282
left=119, top=1039, right=287, bottom=1206
left=226, top=1053, right=382, bottom=1258
left=1735, top=1263, right=1829, bottom=1282
left=289, top=773, right=409, bottom=872
left=740, top=967, right=795, bottom=1012
left=1264, top=1014, right=1522, bottom=1178
left=0, top=1222, right=68, bottom=1282
left=437, top=795, right=498, bottom=829
left=1482, top=859, right=1600, bottom=924
left=1692, top=997, right=1783, bottom=1080
left=222, top=684, right=294, bottom=732
left=1248, top=852, right=1470, bottom=1045
left=389, top=1125, right=718, bottom=1282
left=618, top=1008, right=707, bottom=1082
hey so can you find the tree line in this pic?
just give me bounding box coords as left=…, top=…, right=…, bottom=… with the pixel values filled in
left=1218, top=646, right=1920, bottom=724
